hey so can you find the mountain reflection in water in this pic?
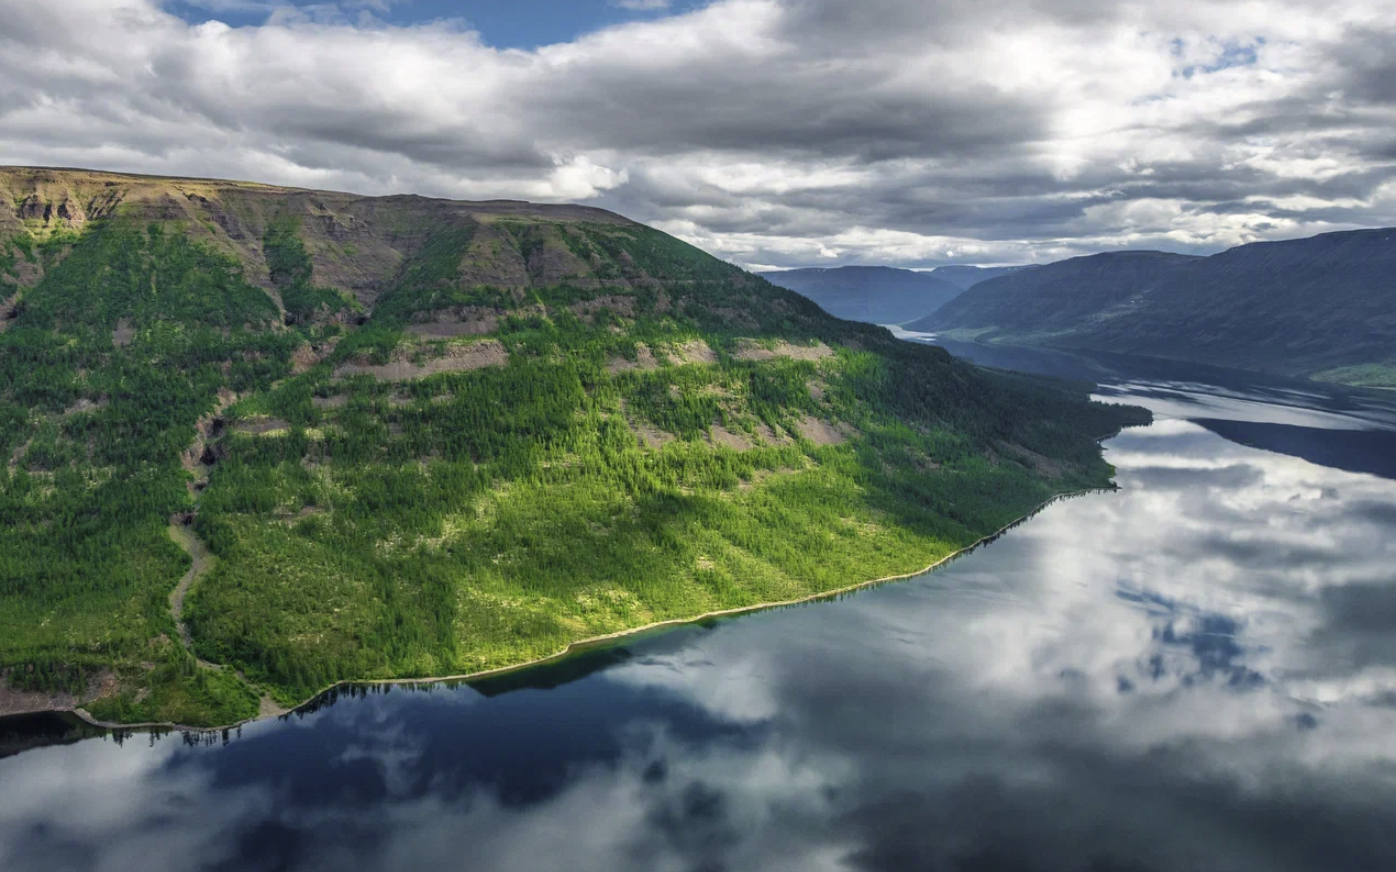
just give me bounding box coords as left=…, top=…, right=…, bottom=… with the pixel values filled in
left=2, top=347, right=1395, bottom=872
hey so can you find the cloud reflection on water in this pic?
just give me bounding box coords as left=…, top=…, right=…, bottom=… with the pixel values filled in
left=1, top=393, right=1395, bottom=871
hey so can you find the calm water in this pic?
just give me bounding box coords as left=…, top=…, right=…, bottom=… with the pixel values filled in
left=4, top=345, right=1396, bottom=872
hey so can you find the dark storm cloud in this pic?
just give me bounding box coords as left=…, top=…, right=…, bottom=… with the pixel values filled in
left=531, top=35, right=1053, bottom=162
left=1329, top=24, right=1396, bottom=106
left=1, top=0, right=1395, bottom=266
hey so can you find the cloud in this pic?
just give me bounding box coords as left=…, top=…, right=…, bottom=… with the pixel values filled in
left=611, top=0, right=672, bottom=9
left=4, top=400, right=1396, bottom=871
left=0, top=0, right=1393, bottom=268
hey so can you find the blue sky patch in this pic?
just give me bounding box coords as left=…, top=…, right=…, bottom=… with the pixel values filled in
left=164, top=0, right=703, bottom=48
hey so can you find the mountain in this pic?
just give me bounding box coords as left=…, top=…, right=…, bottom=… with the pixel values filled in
left=930, top=265, right=1027, bottom=290
left=757, top=266, right=966, bottom=324
left=0, top=167, right=1144, bottom=727
left=911, top=251, right=1202, bottom=337
left=909, top=230, right=1396, bottom=386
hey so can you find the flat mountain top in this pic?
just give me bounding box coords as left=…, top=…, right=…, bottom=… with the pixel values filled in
left=0, top=167, right=673, bottom=320
left=0, top=166, right=633, bottom=221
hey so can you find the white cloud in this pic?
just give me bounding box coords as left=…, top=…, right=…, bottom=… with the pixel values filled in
left=0, top=0, right=1393, bottom=267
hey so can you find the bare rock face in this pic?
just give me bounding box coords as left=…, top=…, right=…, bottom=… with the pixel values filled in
left=55, top=198, right=85, bottom=223
left=667, top=339, right=718, bottom=365
left=0, top=166, right=661, bottom=313
left=334, top=340, right=510, bottom=381
left=527, top=239, right=599, bottom=288
left=0, top=291, right=21, bottom=332
left=17, top=194, right=92, bottom=232
left=8, top=172, right=121, bottom=238
left=458, top=223, right=532, bottom=288
left=407, top=306, right=502, bottom=337
left=0, top=666, right=120, bottom=718
left=733, top=339, right=834, bottom=362
left=17, top=195, right=49, bottom=222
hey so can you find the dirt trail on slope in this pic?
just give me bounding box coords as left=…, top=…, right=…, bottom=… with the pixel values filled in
left=165, top=523, right=288, bottom=715
left=164, top=523, right=239, bottom=675
left=170, top=392, right=235, bottom=661
left=168, top=392, right=283, bottom=715
left=166, top=523, right=215, bottom=657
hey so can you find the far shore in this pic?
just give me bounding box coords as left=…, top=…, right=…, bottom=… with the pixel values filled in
left=3, top=485, right=1114, bottom=736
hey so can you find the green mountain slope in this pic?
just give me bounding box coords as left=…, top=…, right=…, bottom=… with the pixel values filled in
left=910, top=231, right=1396, bottom=385
left=758, top=266, right=966, bottom=325
left=0, top=167, right=1145, bottom=726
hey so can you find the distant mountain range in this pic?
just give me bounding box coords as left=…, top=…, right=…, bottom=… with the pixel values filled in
left=928, top=265, right=1027, bottom=290
left=758, top=266, right=965, bottom=325
left=909, top=230, right=1396, bottom=387
left=758, top=265, right=1032, bottom=326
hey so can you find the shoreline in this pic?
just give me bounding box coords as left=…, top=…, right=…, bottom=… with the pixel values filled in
left=5, top=483, right=1114, bottom=736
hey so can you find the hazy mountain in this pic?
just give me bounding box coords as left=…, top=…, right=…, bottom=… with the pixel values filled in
left=929, top=265, right=1028, bottom=290
left=758, top=266, right=966, bottom=325
left=910, top=230, right=1396, bottom=386
left=0, top=166, right=1139, bottom=727
left=910, top=251, right=1201, bottom=336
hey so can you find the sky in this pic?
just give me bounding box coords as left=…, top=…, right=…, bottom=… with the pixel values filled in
left=1, top=0, right=1394, bottom=270
left=161, top=1, right=706, bottom=49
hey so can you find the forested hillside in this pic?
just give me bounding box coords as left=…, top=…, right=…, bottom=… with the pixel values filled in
left=0, top=167, right=1146, bottom=727
left=758, top=266, right=965, bottom=325
left=911, top=231, right=1396, bottom=386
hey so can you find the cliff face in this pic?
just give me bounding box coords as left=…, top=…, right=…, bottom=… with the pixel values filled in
left=0, top=166, right=639, bottom=304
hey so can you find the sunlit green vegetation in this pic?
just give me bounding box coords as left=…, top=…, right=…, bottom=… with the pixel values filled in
left=0, top=189, right=1147, bottom=725
left=0, top=221, right=297, bottom=724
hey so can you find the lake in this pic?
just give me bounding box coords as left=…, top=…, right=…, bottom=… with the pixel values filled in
left=4, top=342, right=1396, bottom=872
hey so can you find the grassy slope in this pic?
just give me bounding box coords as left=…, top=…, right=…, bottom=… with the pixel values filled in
left=0, top=168, right=1147, bottom=725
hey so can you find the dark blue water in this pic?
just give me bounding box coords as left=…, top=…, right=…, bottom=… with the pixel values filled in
left=3, top=346, right=1396, bottom=872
